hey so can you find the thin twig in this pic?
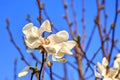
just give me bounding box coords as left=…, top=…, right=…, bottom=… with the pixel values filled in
left=108, top=0, right=119, bottom=64
left=6, top=19, right=30, bottom=66
left=39, top=53, right=45, bottom=80
left=50, top=66, right=53, bottom=80
left=96, top=0, right=106, bottom=57
left=14, top=58, right=17, bottom=80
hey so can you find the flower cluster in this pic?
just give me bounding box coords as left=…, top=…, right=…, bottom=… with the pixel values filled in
left=94, top=53, right=120, bottom=80
left=18, top=20, right=76, bottom=78
left=23, top=20, right=76, bottom=62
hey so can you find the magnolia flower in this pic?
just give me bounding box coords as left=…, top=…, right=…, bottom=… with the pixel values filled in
left=23, top=20, right=51, bottom=49
left=23, top=20, right=76, bottom=62
left=94, top=55, right=120, bottom=80
left=43, top=30, right=76, bottom=62
left=94, top=57, right=108, bottom=78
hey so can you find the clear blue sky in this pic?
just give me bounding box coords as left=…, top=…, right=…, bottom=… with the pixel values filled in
left=0, top=0, right=120, bottom=80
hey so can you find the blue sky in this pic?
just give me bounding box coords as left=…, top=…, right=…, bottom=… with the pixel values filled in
left=0, top=0, right=120, bottom=80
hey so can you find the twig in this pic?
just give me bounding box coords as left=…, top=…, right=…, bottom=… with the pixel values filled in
left=108, top=0, right=119, bottom=64
left=62, top=0, right=74, bottom=38
left=39, top=53, right=45, bottom=80
left=30, top=72, right=34, bottom=80
left=14, top=58, right=17, bottom=80
left=6, top=19, right=30, bottom=66
left=36, top=0, right=42, bottom=25
left=50, top=65, right=53, bottom=80
left=96, top=0, right=106, bottom=57
left=85, top=25, right=96, bottom=52
left=71, top=0, right=78, bottom=36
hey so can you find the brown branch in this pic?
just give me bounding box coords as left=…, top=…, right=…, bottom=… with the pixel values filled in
left=96, top=0, right=106, bottom=57
left=26, top=14, right=32, bottom=22
left=42, top=3, right=59, bottom=32
left=81, top=0, right=86, bottom=49
left=71, top=0, right=78, bottom=36
left=6, top=19, right=30, bottom=66
left=62, top=0, right=74, bottom=39
left=36, top=0, right=42, bottom=25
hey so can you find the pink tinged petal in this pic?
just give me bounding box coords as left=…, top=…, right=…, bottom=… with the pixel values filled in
left=18, top=66, right=30, bottom=77
left=102, top=57, right=108, bottom=67
left=39, top=20, right=52, bottom=35
left=23, top=23, right=33, bottom=35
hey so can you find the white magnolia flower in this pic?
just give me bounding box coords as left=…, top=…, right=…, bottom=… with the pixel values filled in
left=94, top=55, right=120, bottom=80
left=23, top=20, right=51, bottom=49
left=94, top=57, right=108, bottom=78
left=43, top=30, right=76, bottom=62
left=23, top=20, right=76, bottom=62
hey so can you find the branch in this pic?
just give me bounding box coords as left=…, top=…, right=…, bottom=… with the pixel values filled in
left=6, top=19, right=30, bottom=66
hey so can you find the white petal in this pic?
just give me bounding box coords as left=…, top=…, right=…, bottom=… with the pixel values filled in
left=94, top=65, right=102, bottom=78
left=23, top=23, right=33, bottom=35
left=56, top=30, right=69, bottom=42
left=39, top=20, right=52, bottom=35
left=97, top=62, right=106, bottom=76
left=113, top=59, right=120, bottom=68
left=18, top=71, right=28, bottom=77
left=116, top=53, right=120, bottom=59
left=48, top=30, right=69, bottom=44
left=59, top=47, right=73, bottom=55
left=52, top=56, right=66, bottom=62
left=43, top=44, right=61, bottom=54
left=57, top=41, right=76, bottom=55
left=54, top=52, right=65, bottom=59
left=18, top=66, right=30, bottom=77
left=103, top=78, right=113, bottom=80
left=102, top=57, right=108, bottom=67
left=94, top=70, right=102, bottom=78
left=56, top=58, right=66, bottom=63
left=63, top=41, right=76, bottom=50
left=25, top=39, right=41, bottom=49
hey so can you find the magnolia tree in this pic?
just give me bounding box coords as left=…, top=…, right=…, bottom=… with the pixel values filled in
left=6, top=0, right=120, bottom=80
